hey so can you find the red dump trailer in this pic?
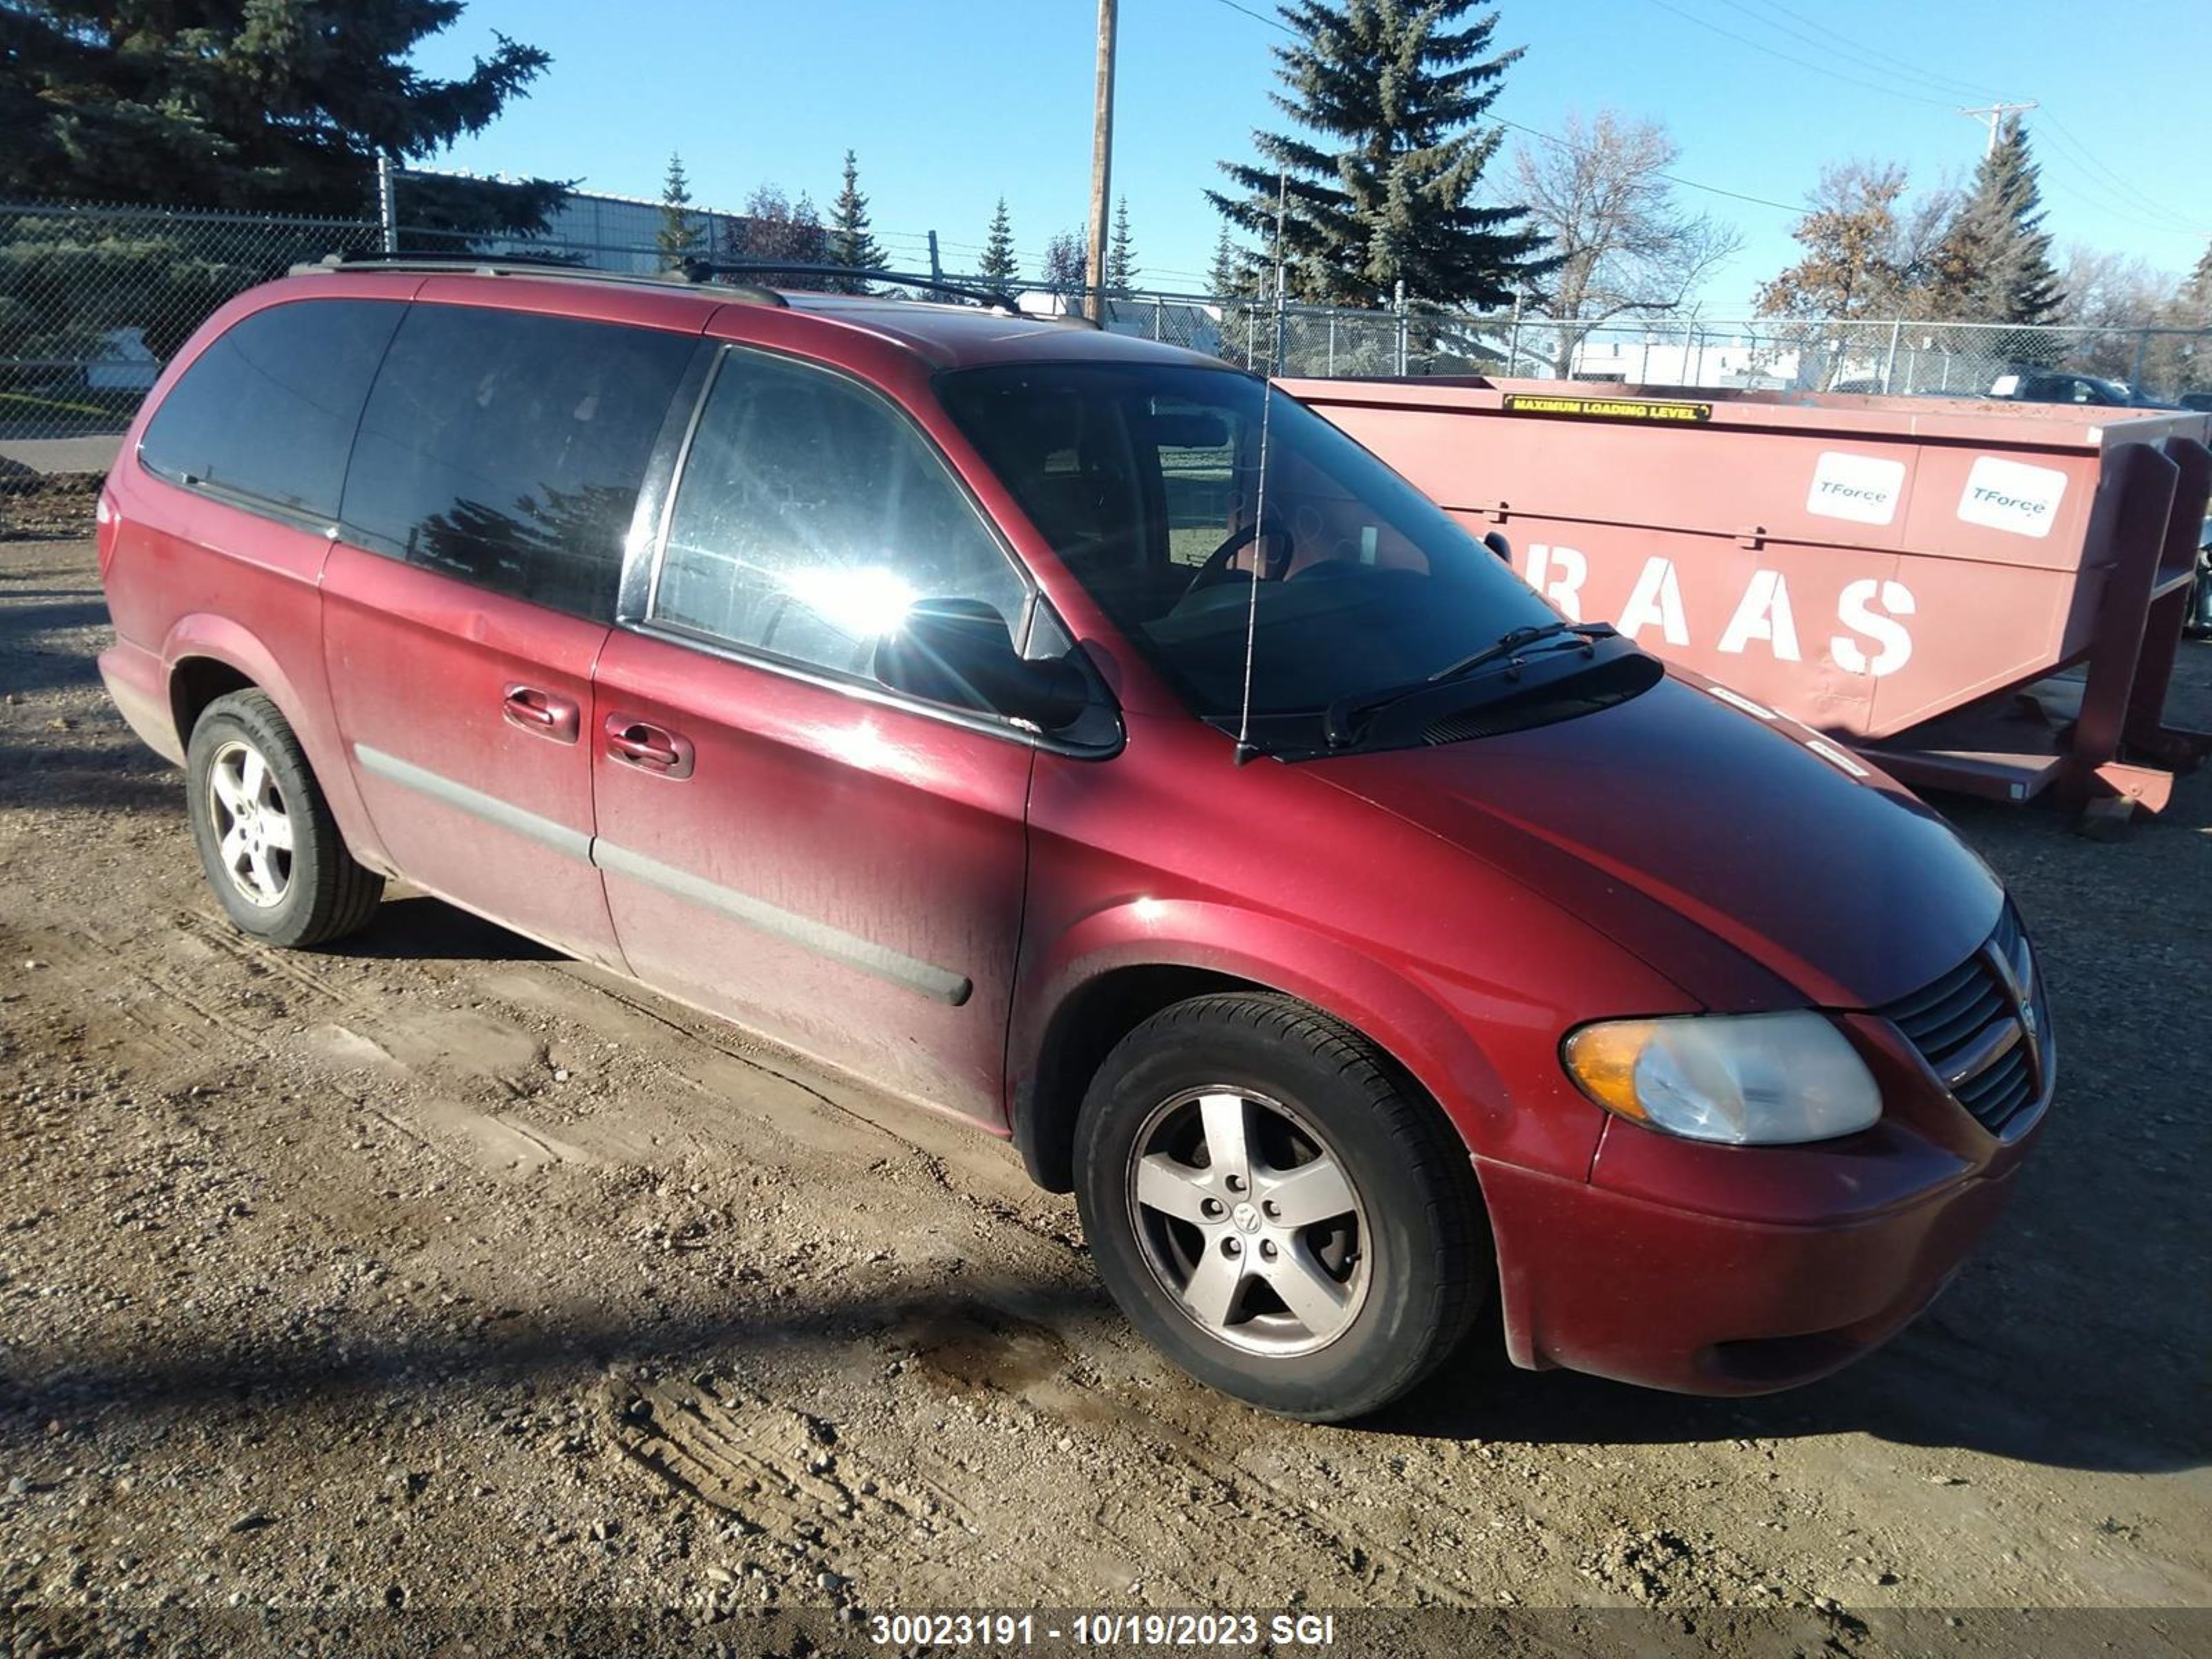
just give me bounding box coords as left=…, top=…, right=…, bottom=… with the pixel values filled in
left=1288, top=378, right=2212, bottom=819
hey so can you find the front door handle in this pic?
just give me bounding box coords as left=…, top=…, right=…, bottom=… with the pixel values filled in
left=603, top=714, right=695, bottom=780
left=503, top=684, right=580, bottom=744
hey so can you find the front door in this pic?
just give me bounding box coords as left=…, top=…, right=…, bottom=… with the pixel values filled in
left=589, top=344, right=1038, bottom=1121
left=323, top=301, right=698, bottom=963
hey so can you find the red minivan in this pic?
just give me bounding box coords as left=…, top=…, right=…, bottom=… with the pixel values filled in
left=96, top=260, right=2052, bottom=1421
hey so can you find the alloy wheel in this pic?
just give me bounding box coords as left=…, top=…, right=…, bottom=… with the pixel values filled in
left=1125, top=1086, right=1371, bottom=1356
left=205, top=738, right=294, bottom=908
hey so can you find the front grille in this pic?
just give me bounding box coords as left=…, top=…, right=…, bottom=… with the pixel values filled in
left=1877, top=907, right=2050, bottom=1137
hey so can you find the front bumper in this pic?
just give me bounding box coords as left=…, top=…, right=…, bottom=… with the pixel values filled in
left=1477, top=1132, right=2026, bottom=1396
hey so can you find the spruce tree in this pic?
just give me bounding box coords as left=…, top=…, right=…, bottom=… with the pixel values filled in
left=1208, top=224, right=1257, bottom=364
left=1207, top=225, right=1250, bottom=298
left=1107, top=196, right=1138, bottom=293
left=656, top=152, right=704, bottom=272
left=825, top=150, right=885, bottom=294
left=1927, top=118, right=2063, bottom=326
left=0, top=0, right=556, bottom=225
left=978, top=199, right=1021, bottom=294
left=1207, top=0, right=1548, bottom=309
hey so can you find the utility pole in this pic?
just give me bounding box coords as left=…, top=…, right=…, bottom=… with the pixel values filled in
left=1959, top=101, right=2037, bottom=157
left=376, top=154, right=399, bottom=254
left=1085, top=0, right=1118, bottom=324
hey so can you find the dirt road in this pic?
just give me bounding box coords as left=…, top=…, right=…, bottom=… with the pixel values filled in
left=2, top=529, right=2208, bottom=1655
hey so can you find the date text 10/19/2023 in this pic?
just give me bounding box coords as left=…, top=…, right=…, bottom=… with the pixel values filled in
left=869, top=1611, right=1338, bottom=1649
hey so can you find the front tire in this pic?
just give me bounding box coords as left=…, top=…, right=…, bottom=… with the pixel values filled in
left=1074, top=992, right=1490, bottom=1422
left=185, top=691, right=382, bottom=948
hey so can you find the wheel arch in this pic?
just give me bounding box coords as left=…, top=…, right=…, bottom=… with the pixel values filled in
left=159, top=614, right=386, bottom=870
left=1014, top=962, right=1257, bottom=1190
left=169, top=654, right=257, bottom=750
left=1009, top=905, right=1514, bottom=1194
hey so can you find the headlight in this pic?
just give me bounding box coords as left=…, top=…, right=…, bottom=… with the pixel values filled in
left=1562, top=1011, right=1881, bottom=1145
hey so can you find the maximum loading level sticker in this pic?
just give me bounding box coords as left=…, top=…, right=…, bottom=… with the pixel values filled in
left=1501, top=393, right=1713, bottom=424
left=1958, top=455, right=2068, bottom=538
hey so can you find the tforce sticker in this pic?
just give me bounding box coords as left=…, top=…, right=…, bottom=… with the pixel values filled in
left=1958, top=456, right=2067, bottom=538
left=1807, top=451, right=1906, bottom=525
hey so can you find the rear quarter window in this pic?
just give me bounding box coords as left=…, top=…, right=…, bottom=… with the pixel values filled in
left=339, top=306, right=696, bottom=621
left=138, top=299, right=404, bottom=520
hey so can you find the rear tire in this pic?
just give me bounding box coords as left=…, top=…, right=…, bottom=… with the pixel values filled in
left=1074, top=992, right=1490, bottom=1422
left=185, top=691, right=382, bottom=948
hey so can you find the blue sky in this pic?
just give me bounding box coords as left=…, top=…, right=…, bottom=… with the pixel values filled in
left=411, top=0, right=2210, bottom=312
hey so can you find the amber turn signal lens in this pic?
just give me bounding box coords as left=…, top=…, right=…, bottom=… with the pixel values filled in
left=1561, top=1022, right=1656, bottom=1123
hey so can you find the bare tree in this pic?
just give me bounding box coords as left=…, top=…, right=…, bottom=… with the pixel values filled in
left=1039, top=231, right=1088, bottom=292
left=1510, top=110, right=1742, bottom=376
left=2056, top=245, right=2168, bottom=327
left=723, top=185, right=827, bottom=287
left=2052, top=244, right=2175, bottom=384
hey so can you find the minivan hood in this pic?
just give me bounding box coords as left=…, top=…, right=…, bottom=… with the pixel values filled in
left=1311, top=673, right=2003, bottom=1011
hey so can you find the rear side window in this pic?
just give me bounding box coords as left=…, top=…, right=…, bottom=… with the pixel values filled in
left=341, top=306, right=695, bottom=620
left=140, top=300, right=403, bottom=520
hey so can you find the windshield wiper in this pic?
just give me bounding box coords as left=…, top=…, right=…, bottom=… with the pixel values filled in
left=1324, top=621, right=1619, bottom=749
left=1425, top=621, right=1613, bottom=686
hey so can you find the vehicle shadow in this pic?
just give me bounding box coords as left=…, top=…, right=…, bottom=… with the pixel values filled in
left=329, top=892, right=561, bottom=963
left=0, top=1278, right=1116, bottom=1451
left=0, top=597, right=114, bottom=693
left=7, top=1255, right=2200, bottom=1478
left=0, top=734, right=180, bottom=814
left=1377, top=1304, right=2209, bottom=1475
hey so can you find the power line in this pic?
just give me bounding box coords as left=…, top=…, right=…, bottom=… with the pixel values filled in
left=1691, top=0, right=2204, bottom=239
left=2034, top=163, right=2210, bottom=243
left=1208, top=0, right=1289, bottom=29
left=1732, top=0, right=2004, bottom=101
left=1207, top=0, right=2206, bottom=249
left=1203, top=0, right=1806, bottom=216
left=2032, top=111, right=2208, bottom=236
left=1492, top=116, right=1802, bottom=213
left=1638, top=0, right=1956, bottom=107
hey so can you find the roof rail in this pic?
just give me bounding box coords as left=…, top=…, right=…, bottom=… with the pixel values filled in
left=288, top=250, right=789, bottom=306
left=684, top=261, right=1024, bottom=316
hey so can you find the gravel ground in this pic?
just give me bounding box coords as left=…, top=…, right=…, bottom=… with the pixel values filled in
left=1, top=529, right=2207, bottom=1658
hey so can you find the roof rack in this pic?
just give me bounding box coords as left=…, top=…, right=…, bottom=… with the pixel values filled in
left=288, top=250, right=789, bottom=306
left=682, top=261, right=1024, bottom=316
left=288, top=252, right=1050, bottom=321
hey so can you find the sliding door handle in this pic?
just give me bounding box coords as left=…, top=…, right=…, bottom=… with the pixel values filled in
left=502, top=684, right=580, bottom=744
left=603, top=715, right=695, bottom=780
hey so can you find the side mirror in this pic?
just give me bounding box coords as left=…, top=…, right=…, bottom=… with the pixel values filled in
left=1483, top=529, right=1513, bottom=562
left=875, top=597, right=1089, bottom=731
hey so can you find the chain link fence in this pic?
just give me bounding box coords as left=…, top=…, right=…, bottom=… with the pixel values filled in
left=1, top=201, right=382, bottom=442
left=1517, top=313, right=2211, bottom=403
left=7, top=193, right=2209, bottom=447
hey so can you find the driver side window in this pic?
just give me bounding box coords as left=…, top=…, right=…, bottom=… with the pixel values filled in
left=650, top=349, right=1029, bottom=682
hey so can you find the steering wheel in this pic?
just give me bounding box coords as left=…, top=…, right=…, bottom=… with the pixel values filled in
left=1185, top=516, right=1295, bottom=594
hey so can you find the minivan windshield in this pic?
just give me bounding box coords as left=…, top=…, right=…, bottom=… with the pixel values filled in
left=939, top=362, right=1615, bottom=749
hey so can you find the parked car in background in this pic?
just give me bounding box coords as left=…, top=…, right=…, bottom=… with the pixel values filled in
left=2179, top=391, right=2212, bottom=414
left=95, top=259, right=2054, bottom=1421
left=1988, top=369, right=2177, bottom=409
